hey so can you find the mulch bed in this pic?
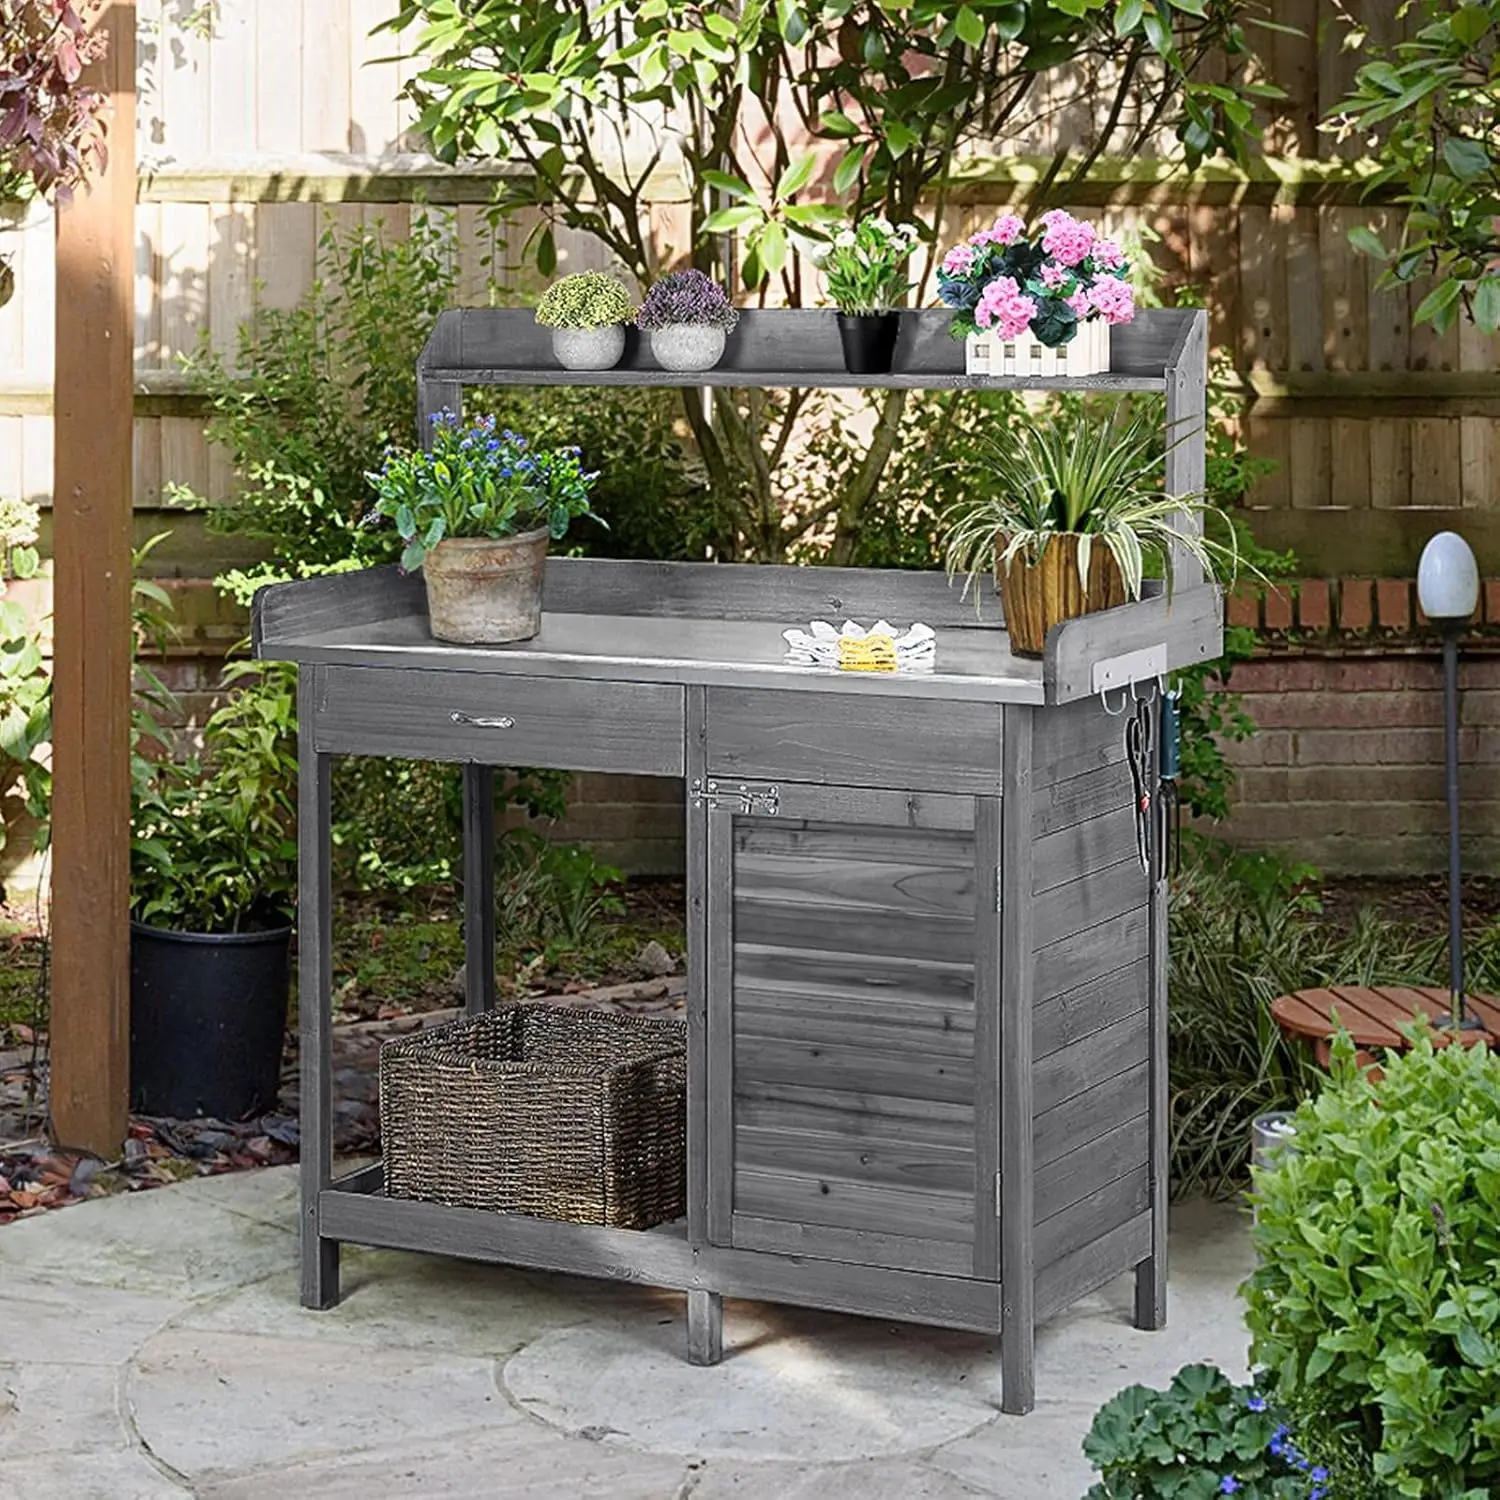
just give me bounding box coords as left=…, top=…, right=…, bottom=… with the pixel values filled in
left=0, top=974, right=685, bottom=1226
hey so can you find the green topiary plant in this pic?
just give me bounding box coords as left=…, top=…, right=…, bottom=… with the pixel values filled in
left=1245, top=1031, right=1500, bottom=1498
left=534, top=272, right=634, bottom=330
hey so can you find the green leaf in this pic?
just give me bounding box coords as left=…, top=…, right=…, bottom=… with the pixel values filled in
left=535, top=225, right=557, bottom=277
left=1114, top=0, right=1144, bottom=34
left=1450, top=4, right=1491, bottom=45
left=757, top=220, right=789, bottom=277
left=703, top=204, right=763, bottom=232
left=775, top=151, right=818, bottom=202
left=832, top=142, right=867, bottom=195
left=885, top=121, right=919, bottom=158
left=954, top=5, right=983, bottom=46
left=1474, top=278, right=1500, bottom=335
left=819, top=110, right=859, bottom=139
left=1414, top=278, right=1462, bottom=328
left=1442, top=137, right=1491, bottom=182
left=8, top=545, right=38, bottom=579
left=1347, top=224, right=1389, bottom=260
left=700, top=169, right=758, bottom=205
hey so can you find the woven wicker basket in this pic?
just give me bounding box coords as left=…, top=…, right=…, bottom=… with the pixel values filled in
left=379, top=1004, right=687, bottom=1229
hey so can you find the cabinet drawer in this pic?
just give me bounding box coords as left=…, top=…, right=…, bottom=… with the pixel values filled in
left=313, top=667, right=685, bottom=776
left=705, top=688, right=1002, bottom=794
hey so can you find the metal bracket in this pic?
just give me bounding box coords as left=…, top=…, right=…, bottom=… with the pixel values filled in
left=690, top=778, right=780, bottom=816
left=1091, top=643, right=1167, bottom=696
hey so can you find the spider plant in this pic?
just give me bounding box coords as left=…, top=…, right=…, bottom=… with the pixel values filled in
left=941, top=406, right=1245, bottom=603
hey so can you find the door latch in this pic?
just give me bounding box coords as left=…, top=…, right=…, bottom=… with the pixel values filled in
left=690, top=778, right=780, bottom=816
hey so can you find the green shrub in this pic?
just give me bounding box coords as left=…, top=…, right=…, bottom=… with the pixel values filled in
left=1245, top=1033, right=1500, bottom=1498
left=534, top=272, right=634, bottom=329
left=1083, top=1364, right=1333, bottom=1499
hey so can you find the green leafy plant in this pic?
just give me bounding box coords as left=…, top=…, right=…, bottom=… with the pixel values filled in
left=181, top=209, right=455, bottom=580
left=0, top=497, right=48, bottom=857
left=816, top=217, right=920, bottom=315
left=368, top=411, right=602, bottom=572
left=1245, top=1031, right=1500, bottom=1498
left=1083, top=1364, right=1331, bottom=1499
left=386, top=0, right=1273, bottom=559
left=1330, top=0, right=1500, bottom=333
left=940, top=407, right=1248, bottom=603
left=130, top=659, right=299, bottom=934
left=534, top=271, right=634, bottom=330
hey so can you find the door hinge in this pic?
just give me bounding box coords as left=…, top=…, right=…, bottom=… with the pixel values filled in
left=994, top=867, right=1003, bottom=913
left=690, top=778, right=780, bottom=816
left=995, top=1171, right=1004, bottom=1212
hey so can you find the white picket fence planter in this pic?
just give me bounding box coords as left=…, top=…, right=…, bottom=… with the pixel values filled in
left=965, top=318, right=1110, bottom=379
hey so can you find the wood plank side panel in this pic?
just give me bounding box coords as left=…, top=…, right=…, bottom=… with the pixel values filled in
left=728, top=811, right=980, bottom=1268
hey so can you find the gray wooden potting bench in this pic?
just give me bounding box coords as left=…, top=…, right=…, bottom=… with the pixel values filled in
left=252, top=306, right=1216, bottom=1415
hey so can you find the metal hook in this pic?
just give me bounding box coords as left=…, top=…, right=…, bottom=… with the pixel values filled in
left=1100, top=686, right=1129, bottom=717
left=1130, top=676, right=1159, bottom=706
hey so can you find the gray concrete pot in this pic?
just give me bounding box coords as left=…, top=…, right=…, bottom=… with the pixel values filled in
left=649, top=324, right=726, bottom=372
left=551, top=324, right=626, bottom=371
left=422, top=528, right=550, bottom=644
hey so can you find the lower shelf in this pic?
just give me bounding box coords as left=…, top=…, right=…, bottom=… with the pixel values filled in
left=317, top=1168, right=1003, bottom=1334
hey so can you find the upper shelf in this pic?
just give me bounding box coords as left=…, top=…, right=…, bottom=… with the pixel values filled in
left=417, top=307, right=1200, bottom=395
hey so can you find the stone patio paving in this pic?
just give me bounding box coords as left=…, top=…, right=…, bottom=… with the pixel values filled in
left=0, top=1167, right=1253, bottom=1498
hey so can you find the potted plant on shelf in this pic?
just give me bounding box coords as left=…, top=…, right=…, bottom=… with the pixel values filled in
left=369, top=411, right=602, bottom=644
left=816, top=216, right=921, bottom=374
left=535, top=271, right=635, bottom=371
left=936, top=211, right=1134, bottom=378
left=941, top=407, right=1239, bottom=657
left=634, top=269, right=739, bottom=372
left=130, top=661, right=299, bottom=1121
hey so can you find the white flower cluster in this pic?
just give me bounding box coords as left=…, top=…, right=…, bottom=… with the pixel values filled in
left=0, top=495, right=40, bottom=551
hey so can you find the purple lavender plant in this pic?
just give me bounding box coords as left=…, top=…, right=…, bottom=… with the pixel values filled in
left=635, top=270, right=739, bottom=332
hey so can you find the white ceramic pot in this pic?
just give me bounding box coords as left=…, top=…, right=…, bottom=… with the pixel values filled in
left=966, top=319, right=1110, bottom=378
left=552, top=324, right=626, bottom=371
left=649, top=324, right=726, bottom=372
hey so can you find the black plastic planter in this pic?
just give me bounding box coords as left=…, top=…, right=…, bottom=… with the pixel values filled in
left=129, top=919, right=292, bottom=1120
left=836, top=311, right=901, bottom=375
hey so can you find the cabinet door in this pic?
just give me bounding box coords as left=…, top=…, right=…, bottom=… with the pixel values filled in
left=704, top=783, right=988, bottom=1278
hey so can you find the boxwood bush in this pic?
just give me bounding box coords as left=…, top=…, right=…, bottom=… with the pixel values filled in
left=1245, top=1032, right=1500, bottom=1498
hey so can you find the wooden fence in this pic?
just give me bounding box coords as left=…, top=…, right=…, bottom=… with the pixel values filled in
left=0, top=0, right=1496, bottom=578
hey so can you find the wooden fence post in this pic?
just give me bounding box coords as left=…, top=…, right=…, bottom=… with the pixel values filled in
left=50, top=3, right=137, bottom=1157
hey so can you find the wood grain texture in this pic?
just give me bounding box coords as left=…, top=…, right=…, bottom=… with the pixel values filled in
left=684, top=685, right=710, bottom=1249
left=297, top=669, right=339, bottom=1308
left=1033, top=1011, right=1151, bottom=1117
left=1036, top=1167, right=1151, bottom=1268
left=974, top=794, right=1003, bottom=1282
left=735, top=1167, right=975, bottom=1244
left=731, top=1214, right=974, bottom=1277
left=461, top=764, right=495, bottom=1017
left=1036, top=1113, right=1150, bottom=1222
left=313, top=666, right=686, bottom=776
left=706, top=802, right=735, bottom=1245
left=707, top=688, right=1003, bottom=793
left=1035, top=904, right=1151, bottom=1005
left=1136, top=842, right=1171, bottom=1331
left=49, top=1, right=136, bottom=1158
left=320, top=1188, right=1004, bottom=1331
left=1036, top=1212, right=1153, bottom=1322
left=421, top=306, right=1183, bottom=391
left=1033, top=858, right=1148, bottom=951
left=999, top=704, right=1036, bottom=1416
left=686, top=1289, right=723, bottom=1366
left=1032, top=959, right=1150, bottom=1062
left=1035, top=1063, right=1151, bottom=1170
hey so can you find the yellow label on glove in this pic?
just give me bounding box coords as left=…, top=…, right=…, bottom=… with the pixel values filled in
left=837, top=634, right=898, bottom=672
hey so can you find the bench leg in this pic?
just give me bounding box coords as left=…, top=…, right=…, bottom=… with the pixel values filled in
left=686, top=1289, right=723, bottom=1365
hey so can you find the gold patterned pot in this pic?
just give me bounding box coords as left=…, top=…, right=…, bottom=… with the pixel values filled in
left=999, top=534, right=1127, bottom=658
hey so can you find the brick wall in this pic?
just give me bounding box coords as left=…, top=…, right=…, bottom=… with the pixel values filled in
left=1215, top=579, right=1500, bottom=875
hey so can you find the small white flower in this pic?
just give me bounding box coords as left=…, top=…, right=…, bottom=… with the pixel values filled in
left=835, top=229, right=856, bottom=248
left=898, top=223, right=920, bottom=243
left=870, top=215, right=893, bottom=235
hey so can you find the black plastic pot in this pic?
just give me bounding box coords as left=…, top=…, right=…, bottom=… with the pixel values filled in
left=836, top=310, right=901, bottom=374
left=129, top=918, right=292, bottom=1120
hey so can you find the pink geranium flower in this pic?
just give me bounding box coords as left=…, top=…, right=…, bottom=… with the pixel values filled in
left=1087, top=275, right=1136, bottom=325
left=1040, top=209, right=1096, bottom=268
left=975, top=275, right=1035, bottom=340
left=1040, top=263, right=1068, bottom=290
left=990, top=213, right=1025, bottom=246
left=1065, top=289, right=1091, bottom=318
left=942, top=244, right=977, bottom=275
left=1091, top=237, right=1126, bottom=272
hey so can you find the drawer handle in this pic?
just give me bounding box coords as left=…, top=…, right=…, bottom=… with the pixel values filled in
left=450, top=710, right=515, bottom=730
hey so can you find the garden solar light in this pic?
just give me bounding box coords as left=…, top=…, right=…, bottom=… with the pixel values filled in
left=1417, top=530, right=1481, bottom=1032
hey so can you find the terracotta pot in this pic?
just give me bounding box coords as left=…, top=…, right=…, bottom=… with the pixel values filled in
left=422, top=528, right=550, bottom=644
left=998, top=534, right=1127, bottom=658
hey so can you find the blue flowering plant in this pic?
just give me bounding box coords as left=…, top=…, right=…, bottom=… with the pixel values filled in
left=368, top=411, right=602, bottom=572
left=1083, top=1365, right=1334, bottom=1500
